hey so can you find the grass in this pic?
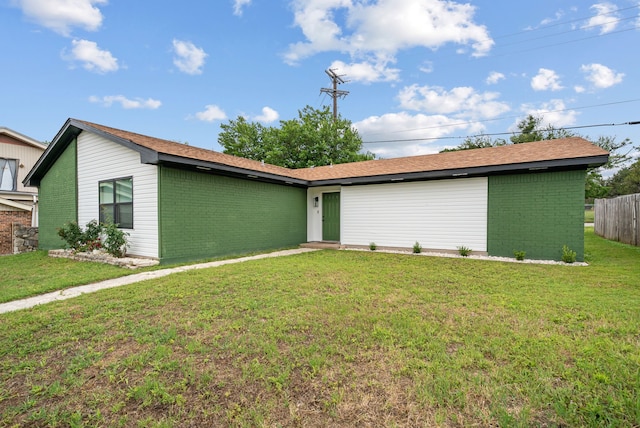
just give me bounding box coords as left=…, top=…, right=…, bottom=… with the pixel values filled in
left=0, top=251, right=136, bottom=303
left=0, top=247, right=298, bottom=304
left=585, top=209, right=595, bottom=223
left=1, top=229, right=639, bottom=426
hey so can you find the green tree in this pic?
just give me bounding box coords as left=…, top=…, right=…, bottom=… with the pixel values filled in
left=509, top=115, right=575, bottom=144
left=607, top=158, right=640, bottom=196
left=439, top=114, right=636, bottom=200
left=441, top=115, right=573, bottom=152
left=440, top=135, right=507, bottom=152
left=218, top=105, right=374, bottom=169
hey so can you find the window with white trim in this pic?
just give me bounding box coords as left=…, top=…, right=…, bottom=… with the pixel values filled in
left=0, top=158, right=17, bottom=191
left=99, top=177, right=133, bottom=228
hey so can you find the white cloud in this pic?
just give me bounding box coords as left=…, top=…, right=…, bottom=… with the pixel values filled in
left=195, top=105, right=227, bottom=122
left=397, top=84, right=510, bottom=119
left=354, top=112, right=474, bottom=158
left=89, top=95, right=161, bottom=109
left=284, top=0, right=493, bottom=65
left=574, top=85, right=586, bottom=93
left=486, top=71, right=505, bottom=85
left=233, top=0, right=252, bottom=16
left=328, top=59, right=400, bottom=83
left=16, top=0, right=106, bottom=36
left=253, top=106, right=279, bottom=123
left=539, top=10, right=565, bottom=26
left=517, top=99, right=579, bottom=129
left=582, top=2, right=619, bottom=34
left=419, top=61, right=434, bottom=74
left=66, top=39, right=118, bottom=73
left=531, top=68, right=563, bottom=91
left=581, top=63, right=624, bottom=88
left=172, top=39, right=207, bottom=75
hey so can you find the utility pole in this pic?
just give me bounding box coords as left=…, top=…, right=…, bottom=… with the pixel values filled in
left=320, top=69, right=349, bottom=121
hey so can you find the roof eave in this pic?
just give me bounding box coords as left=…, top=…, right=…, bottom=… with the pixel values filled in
left=156, top=153, right=309, bottom=187
left=0, top=127, right=47, bottom=150
left=23, top=119, right=82, bottom=187
left=23, top=119, right=160, bottom=187
left=308, top=155, right=610, bottom=187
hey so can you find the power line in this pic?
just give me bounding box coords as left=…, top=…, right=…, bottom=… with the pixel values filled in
left=362, top=99, right=640, bottom=138
left=363, top=121, right=640, bottom=145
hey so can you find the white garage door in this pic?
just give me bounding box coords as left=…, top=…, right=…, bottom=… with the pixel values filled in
left=341, top=177, right=487, bottom=251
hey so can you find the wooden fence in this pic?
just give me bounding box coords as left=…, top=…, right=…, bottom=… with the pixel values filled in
left=594, top=193, right=640, bottom=246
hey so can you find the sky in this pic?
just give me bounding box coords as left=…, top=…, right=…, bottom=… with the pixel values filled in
left=2, top=0, right=639, bottom=172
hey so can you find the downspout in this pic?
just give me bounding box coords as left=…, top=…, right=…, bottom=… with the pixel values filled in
left=31, top=194, right=38, bottom=227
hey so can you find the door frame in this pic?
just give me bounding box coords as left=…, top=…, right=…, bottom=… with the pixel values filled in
left=322, top=191, right=341, bottom=242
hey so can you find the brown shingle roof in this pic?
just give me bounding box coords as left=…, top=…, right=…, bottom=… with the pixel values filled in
left=79, top=120, right=296, bottom=179
left=77, top=120, right=608, bottom=183
left=294, top=137, right=609, bottom=181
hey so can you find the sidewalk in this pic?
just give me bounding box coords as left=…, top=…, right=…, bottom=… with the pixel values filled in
left=0, top=248, right=318, bottom=315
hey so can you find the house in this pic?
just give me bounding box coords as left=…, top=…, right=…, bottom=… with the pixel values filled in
left=0, top=127, right=47, bottom=254
left=24, top=118, right=609, bottom=263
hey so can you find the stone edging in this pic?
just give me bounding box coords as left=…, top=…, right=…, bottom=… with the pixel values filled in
left=48, top=249, right=159, bottom=269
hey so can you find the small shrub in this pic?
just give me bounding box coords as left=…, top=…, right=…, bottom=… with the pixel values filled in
left=412, top=241, right=422, bottom=254
left=81, top=219, right=103, bottom=252
left=102, top=222, right=129, bottom=258
left=562, top=245, right=577, bottom=263
left=57, top=221, right=84, bottom=251
left=56, top=220, right=129, bottom=258
left=458, top=246, right=472, bottom=257
left=369, top=242, right=377, bottom=251
left=514, top=250, right=526, bottom=261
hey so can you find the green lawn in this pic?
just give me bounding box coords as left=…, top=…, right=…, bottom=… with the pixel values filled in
left=585, top=209, right=595, bottom=223
left=0, top=251, right=136, bottom=303
left=1, top=229, right=639, bottom=426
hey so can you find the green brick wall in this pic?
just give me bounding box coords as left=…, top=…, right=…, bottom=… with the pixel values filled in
left=158, top=167, right=307, bottom=264
left=488, top=170, right=586, bottom=261
left=38, top=139, right=78, bottom=250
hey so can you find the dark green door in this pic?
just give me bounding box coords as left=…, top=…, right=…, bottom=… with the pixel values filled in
left=322, top=192, right=340, bottom=241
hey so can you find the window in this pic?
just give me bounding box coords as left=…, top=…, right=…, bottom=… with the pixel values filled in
left=99, top=177, right=133, bottom=228
left=0, top=158, right=17, bottom=191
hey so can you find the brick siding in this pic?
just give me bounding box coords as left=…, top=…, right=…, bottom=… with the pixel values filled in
left=0, top=211, right=31, bottom=254
left=158, top=166, right=307, bottom=264
left=487, top=170, right=586, bottom=261
left=38, top=139, right=78, bottom=250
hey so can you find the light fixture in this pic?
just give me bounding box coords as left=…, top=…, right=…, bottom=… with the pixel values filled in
left=313, top=196, right=319, bottom=207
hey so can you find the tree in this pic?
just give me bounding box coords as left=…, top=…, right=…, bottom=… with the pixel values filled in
left=607, top=158, right=640, bottom=196
left=218, top=105, right=374, bottom=169
left=441, top=115, right=572, bottom=152
left=509, top=115, right=575, bottom=144
left=440, top=135, right=506, bottom=152
left=438, top=114, right=636, bottom=200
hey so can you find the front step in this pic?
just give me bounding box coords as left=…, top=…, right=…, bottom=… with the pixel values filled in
left=300, top=242, right=342, bottom=250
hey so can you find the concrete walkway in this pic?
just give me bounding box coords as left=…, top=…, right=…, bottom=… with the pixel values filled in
left=0, top=248, right=318, bottom=315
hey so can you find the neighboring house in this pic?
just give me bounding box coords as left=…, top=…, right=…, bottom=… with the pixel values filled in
left=24, top=119, right=609, bottom=264
left=0, top=127, right=46, bottom=254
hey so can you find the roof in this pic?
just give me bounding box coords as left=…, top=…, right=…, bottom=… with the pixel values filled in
left=0, top=127, right=47, bottom=151
left=24, top=118, right=609, bottom=188
left=298, top=137, right=609, bottom=185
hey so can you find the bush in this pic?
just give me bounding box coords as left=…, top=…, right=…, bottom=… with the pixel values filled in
left=514, top=250, right=526, bottom=261
left=57, top=220, right=129, bottom=258
left=562, top=245, right=577, bottom=263
left=369, top=242, right=377, bottom=251
left=413, top=241, right=422, bottom=254
left=57, top=222, right=84, bottom=251
left=102, top=222, right=129, bottom=258
left=82, top=220, right=103, bottom=252
left=458, top=246, right=472, bottom=257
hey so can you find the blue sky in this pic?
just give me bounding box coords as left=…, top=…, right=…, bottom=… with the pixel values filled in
left=2, top=0, right=639, bottom=171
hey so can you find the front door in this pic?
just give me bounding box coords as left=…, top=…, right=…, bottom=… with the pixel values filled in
left=322, top=192, right=340, bottom=241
